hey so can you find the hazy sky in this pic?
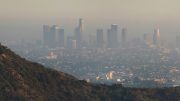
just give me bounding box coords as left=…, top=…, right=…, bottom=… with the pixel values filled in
left=0, top=0, right=180, bottom=42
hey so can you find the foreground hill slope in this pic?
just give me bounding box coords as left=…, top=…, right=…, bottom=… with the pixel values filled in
left=0, top=44, right=180, bottom=101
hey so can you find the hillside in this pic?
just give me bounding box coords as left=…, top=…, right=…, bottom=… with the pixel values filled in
left=0, top=44, right=180, bottom=101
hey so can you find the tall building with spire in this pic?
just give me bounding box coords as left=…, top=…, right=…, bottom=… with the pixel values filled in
left=79, top=18, right=83, bottom=34
left=75, top=18, right=83, bottom=49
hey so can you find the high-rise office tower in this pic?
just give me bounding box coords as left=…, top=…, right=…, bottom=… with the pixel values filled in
left=43, top=25, right=57, bottom=48
left=43, top=25, right=51, bottom=47
left=75, top=18, right=83, bottom=49
left=107, top=29, right=112, bottom=48
left=58, top=29, right=65, bottom=48
left=96, top=29, right=104, bottom=48
left=111, top=24, right=118, bottom=48
left=74, top=27, right=80, bottom=48
left=107, top=24, right=119, bottom=48
left=79, top=18, right=83, bottom=34
left=121, top=28, right=127, bottom=47
left=153, top=28, right=160, bottom=46
left=50, top=25, right=59, bottom=48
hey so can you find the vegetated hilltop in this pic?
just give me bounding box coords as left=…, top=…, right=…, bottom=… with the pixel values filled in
left=0, top=44, right=179, bottom=101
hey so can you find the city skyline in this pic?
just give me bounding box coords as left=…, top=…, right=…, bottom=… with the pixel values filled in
left=42, top=18, right=179, bottom=49
left=1, top=1, right=180, bottom=100
left=0, top=0, right=180, bottom=42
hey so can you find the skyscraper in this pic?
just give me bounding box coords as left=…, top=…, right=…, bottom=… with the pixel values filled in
left=96, top=29, right=104, bottom=48
left=107, top=24, right=119, bottom=48
left=50, top=25, right=59, bottom=48
left=58, top=29, right=65, bottom=48
left=107, top=29, right=112, bottom=48
left=121, top=28, right=127, bottom=47
left=43, top=25, right=51, bottom=47
left=75, top=18, right=83, bottom=49
left=111, top=24, right=119, bottom=48
left=43, top=25, right=58, bottom=48
left=79, top=18, right=83, bottom=34
left=153, top=28, right=160, bottom=46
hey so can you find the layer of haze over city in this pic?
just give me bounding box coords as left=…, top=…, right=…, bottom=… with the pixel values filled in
left=0, top=0, right=180, bottom=42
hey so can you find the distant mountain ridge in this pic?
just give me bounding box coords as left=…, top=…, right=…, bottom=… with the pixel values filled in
left=0, top=44, right=180, bottom=101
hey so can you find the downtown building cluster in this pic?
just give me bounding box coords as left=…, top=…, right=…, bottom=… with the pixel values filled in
left=43, top=18, right=167, bottom=50
left=43, top=18, right=129, bottom=49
